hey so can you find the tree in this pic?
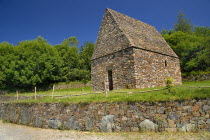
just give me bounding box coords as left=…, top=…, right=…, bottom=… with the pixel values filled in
left=55, top=37, right=80, bottom=82
left=163, top=31, right=209, bottom=72
left=13, top=37, right=62, bottom=88
left=79, top=42, right=95, bottom=70
left=174, top=11, right=193, bottom=33
left=0, top=42, right=16, bottom=88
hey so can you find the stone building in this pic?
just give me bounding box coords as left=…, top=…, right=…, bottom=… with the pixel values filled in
left=91, top=8, right=182, bottom=91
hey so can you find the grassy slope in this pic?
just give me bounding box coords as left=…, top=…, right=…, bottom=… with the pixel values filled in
left=5, top=81, right=210, bottom=104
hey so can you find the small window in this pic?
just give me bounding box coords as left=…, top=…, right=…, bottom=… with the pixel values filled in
left=165, top=60, right=167, bottom=67
left=112, top=54, right=115, bottom=59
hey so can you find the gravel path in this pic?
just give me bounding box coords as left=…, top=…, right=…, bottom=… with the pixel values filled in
left=0, top=121, right=209, bottom=140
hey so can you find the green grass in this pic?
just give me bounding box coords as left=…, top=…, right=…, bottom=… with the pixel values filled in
left=4, top=80, right=210, bottom=104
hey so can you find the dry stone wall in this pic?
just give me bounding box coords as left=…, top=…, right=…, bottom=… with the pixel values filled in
left=0, top=99, right=209, bottom=132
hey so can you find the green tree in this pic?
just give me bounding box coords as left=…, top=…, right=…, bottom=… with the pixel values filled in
left=79, top=42, right=95, bottom=70
left=0, top=42, right=16, bottom=88
left=174, top=11, right=193, bottom=33
left=163, top=31, right=209, bottom=72
left=55, top=37, right=80, bottom=82
left=14, top=36, right=62, bottom=88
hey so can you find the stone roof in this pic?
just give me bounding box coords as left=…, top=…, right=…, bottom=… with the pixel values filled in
left=92, top=8, right=178, bottom=60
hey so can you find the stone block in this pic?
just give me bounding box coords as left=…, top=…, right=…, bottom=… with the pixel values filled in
left=169, top=113, right=179, bottom=120
left=183, top=106, right=192, bottom=112
left=9, top=110, right=19, bottom=123
left=203, top=105, right=210, bottom=112
left=21, top=109, right=30, bottom=125
left=131, top=127, right=139, bottom=132
left=100, top=115, right=115, bottom=132
left=180, top=124, right=196, bottom=132
left=64, top=116, right=79, bottom=130
left=34, top=116, right=42, bottom=127
left=48, top=119, right=61, bottom=129
left=193, top=112, right=200, bottom=117
left=85, top=117, right=93, bottom=130
left=139, top=119, right=158, bottom=132
left=157, top=107, right=165, bottom=114
left=192, top=105, right=199, bottom=111
left=168, top=120, right=176, bottom=128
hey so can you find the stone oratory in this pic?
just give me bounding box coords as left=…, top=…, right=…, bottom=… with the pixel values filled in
left=91, top=8, right=182, bottom=91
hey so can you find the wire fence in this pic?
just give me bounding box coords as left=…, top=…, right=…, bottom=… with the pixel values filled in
left=1, top=85, right=210, bottom=102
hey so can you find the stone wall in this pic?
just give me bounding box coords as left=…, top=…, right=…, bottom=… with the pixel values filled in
left=0, top=99, right=209, bottom=132
left=183, top=73, right=210, bottom=81
left=91, top=47, right=135, bottom=91
left=133, top=48, right=182, bottom=88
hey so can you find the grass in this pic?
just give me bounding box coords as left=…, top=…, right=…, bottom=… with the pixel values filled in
left=4, top=80, right=210, bottom=104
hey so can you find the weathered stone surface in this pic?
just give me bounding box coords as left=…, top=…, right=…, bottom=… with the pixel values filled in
left=131, top=127, right=139, bottom=132
left=181, top=124, right=196, bottom=132
left=91, top=8, right=182, bottom=91
left=100, top=115, right=115, bottom=132
left=183, top=106, right=192, bottom=112
left=9, top=109, right=19, bottom=123
left=157, top=107, right=165, bottom=114
left=21, top=109, right=30, bottom=125
left=85, top=117, right=93, bottom=130
left=0, top=110, right=7, bottom=120
left=34, top=116, right=42, bottom=127
left=139, top=119, right=158, bottom=132
left=203, top=105, right=210, bottom=111
left=168, top=120, right=176, bottom=128
left=64, top=116, right=79, bottom=130
left=169, top=113, right=179, bottom=120
left=48, top=119, right=61, bottom=129
left=0, top=99, right=209, bottom=132
left=115, top=126, right=122, bottom=131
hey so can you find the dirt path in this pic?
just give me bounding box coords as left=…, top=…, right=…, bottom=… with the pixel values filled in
left=0, top=121, right=209, bottom=140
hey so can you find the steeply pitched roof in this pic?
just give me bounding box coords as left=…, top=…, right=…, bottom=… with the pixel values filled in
left=92, top=8, right=178, bottom=60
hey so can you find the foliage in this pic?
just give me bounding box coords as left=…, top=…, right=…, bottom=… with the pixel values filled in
left=174, top=11, right=193, bottom=33
left=79, top=42, right=95, bottom=71
left=162, top=11, right=210, bottom=73
left=165, top=77, right=175, bottom=94
left=0, top=36, right=94, bottom=90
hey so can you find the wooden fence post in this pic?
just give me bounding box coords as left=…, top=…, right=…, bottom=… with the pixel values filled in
left=35, top=86, right=37, bottom=100
left=52, top=84, right=55, bottom=99
left=16, top=90, right=19, bottom=100
left=104, top=80, right=108, bottom=97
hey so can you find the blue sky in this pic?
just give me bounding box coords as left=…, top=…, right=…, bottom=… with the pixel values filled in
left=0, top=0, right=209, bottom=46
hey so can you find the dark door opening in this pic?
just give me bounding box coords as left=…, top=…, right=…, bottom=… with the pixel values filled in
left=108, top=70, right=113, bottom=90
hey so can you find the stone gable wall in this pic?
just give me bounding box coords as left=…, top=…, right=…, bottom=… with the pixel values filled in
left=133, top=48, right=182, bottom=88
left=92, top=9, right=130, bottom=60
left=0, top=99, right=209, bottom=132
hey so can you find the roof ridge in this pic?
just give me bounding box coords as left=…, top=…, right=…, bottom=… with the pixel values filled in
left=106, top=8, right=156, bottom=30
